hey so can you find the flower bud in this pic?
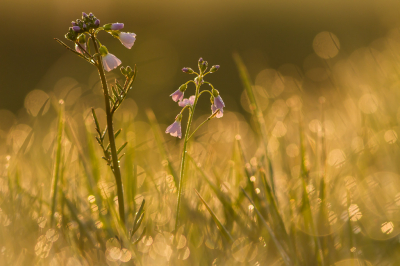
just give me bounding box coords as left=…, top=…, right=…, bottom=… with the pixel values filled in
left=212, top=88, right=220, bottom=97
left=72, top=26, right=81, bottom=32
left=82, top=12, right=88, bottom=18
left=77, top=34, right=86, bottom=44
left=182, top=67, right=194, bottom=74
left=89, top=13, right=94, bottom=17
left=94, top=19, right=100, bottom=27
left=176, top=113, right=183, bottom=122
left=72, top=21, right=78, bottom=26
left=65, top=28, right=77, bottom=41
left=111, top=23, right=124, bottom=30
left=99, top=45, right=109, bottom=56
left=200, top=60, right=208, bottom=73
left=198, top=57, right=204, bottom=72
left=179, top=84, right=187, bottom=92
left=209, top=65, right=220, bottom=73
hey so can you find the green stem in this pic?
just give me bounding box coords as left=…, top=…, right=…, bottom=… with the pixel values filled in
left=91, top=35, right=126, bottom=228
left=174, top=80, right=201, bottom=232
left=187, top=114, right=214, bottom=141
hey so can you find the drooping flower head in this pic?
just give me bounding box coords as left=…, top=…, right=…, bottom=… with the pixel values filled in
left=211, top=88, right=225, bottom=118
left=178, top=95, right=195, bottom=107
left=166, top=114, right=182, bottom=138
left=118, top=32, right=136, bottom=49
left=99, top=45, right=122, bottom=72
left=170, top=84, right=187, bottom=102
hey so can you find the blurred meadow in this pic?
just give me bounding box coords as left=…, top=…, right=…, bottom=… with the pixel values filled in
left=3, top=0, right=400, bottom=265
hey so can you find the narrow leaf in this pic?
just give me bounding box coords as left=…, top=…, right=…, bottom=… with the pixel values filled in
left=194, top=189, right=233, bottom=242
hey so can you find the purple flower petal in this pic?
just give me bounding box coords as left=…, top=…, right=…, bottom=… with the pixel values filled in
left=211, top=104, right=224, bottom=118
left=170, top=89, right=184, bottom=102
left=72, top=26, right=81, bottom=32
left=165, top=121, right=182, bottom=138
left=111, top=23, right=124, bottom=30
left=75, top=43, right=87, bottom=55
left=178, top=95, right=195, bottom=107
left=214, top=95, right=225, bottom=109
left=118, top=32, right=136, bottom=49
left=102, top=53, right=122, bottom=72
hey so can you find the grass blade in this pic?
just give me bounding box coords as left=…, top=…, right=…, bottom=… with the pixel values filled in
left=241, top=188, right=292, bottom=266
left=194, top=189, right=234, bottom=243
left=50, top=104, right=64, bottom=226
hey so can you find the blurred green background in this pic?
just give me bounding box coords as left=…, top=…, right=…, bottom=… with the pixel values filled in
left=1, top=0, right=400, bottom=122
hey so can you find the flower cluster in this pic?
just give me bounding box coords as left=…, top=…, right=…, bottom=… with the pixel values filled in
left=62, top=12, right=136, bottom=72
left=65, top=12, right=100, bottom=41
left=166, top=58, right=224, bottom=138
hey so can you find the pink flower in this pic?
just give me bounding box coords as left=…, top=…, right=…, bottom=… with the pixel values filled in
left=170, top=89, right=184, bottom=102
left=99, top=45, right=122, bottom=72
left=211, top=95, right=225, bottom=118
left=102, top=53, right=122, bottom=72
left=75, top=43, right=87, bottom=54
left=165, top=121, right=182, bottom=138
left=178, top=96, right=195, bottom=107
left=118, top=32, right=136, bottom=49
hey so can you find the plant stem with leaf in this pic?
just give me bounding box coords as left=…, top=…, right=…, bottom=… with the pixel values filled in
left=91, top=35, right=126, bottom=227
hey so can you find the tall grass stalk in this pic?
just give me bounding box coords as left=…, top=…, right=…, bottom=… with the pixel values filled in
left=50, top=102, right=64, bottom=226
left=175, top=81, right=200, bottom=232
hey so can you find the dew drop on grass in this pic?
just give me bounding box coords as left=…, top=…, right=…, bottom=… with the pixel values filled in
left=384, top=130, right=398, bottom=144
left=109, top=247, right=122, bottom=260
left=309, top=119, right=322, bottom=133
left=381, top=221, right=394, bottom=234
left=37, top=217, right=47, bottom=228
left=348, top=204, right=362, bottom=221
left=24, top=90, right=50, bottom=117
left=328, top=149, right=346, bottom=168
left=119, top=248, right=132, bottom=262
left=178, top=246, right=190, bottom=260
left=286, top=143, right=299, bottom=158
left=46, top=229, right=59, bottom=242
left=272, top=121, right=287, bottom=137
left=359, top=94, right=378, bottom=114
left=88, top=195, right=95, bottom=203
left=313, top=31, right=340, bottom=59
left=106, top=238, right=121, bottom=250
left=231, top=238, right=258, bottom=262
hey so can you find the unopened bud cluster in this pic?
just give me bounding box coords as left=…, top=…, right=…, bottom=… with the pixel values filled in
left=182, top=57, right=219, bottom=75
left=66, top=12, right=100, bottom=41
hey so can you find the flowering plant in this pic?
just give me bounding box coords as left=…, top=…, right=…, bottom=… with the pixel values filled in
left=166, top=58, right=224, bottom=231
left=55, top=12, right=138, bottom=229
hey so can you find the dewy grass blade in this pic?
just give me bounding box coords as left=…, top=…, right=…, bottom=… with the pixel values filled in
left=241, top=188, right=292, bottom=266
left=146, top=109, right=179, bottom=187
left=233, top=52, right=276, bottom=195
left=194, top=189, right=234, bottom=243
left=50, top=103, right=64, bottom=227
